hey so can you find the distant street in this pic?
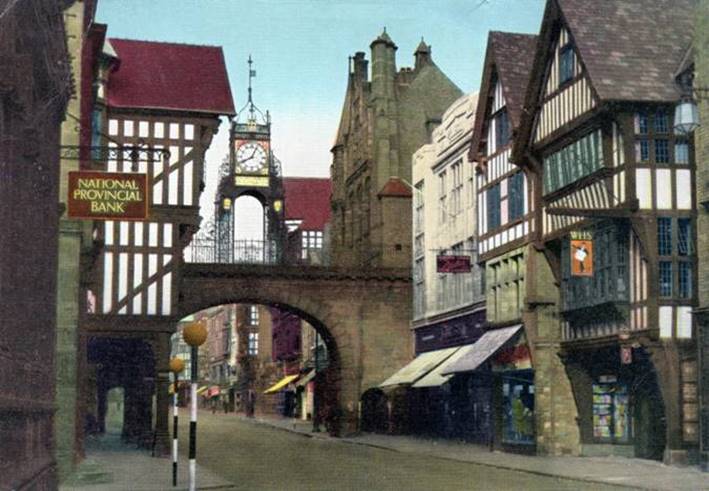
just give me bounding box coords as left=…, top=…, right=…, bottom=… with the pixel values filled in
left=178, top=411, right=631, bottom=491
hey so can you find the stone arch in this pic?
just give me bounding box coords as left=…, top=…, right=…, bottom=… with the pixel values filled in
left=180, top=293, right=346, bottom=434
left=179, top=266, right=413, bottom=436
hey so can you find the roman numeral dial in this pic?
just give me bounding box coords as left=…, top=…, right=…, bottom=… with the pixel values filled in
left=235, top=141, right=267, bottom=174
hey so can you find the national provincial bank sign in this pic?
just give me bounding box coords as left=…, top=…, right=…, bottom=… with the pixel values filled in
left=67, top=171, right=149, bottom=220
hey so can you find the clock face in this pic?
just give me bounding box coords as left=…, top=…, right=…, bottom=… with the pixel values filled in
left=236, top=142, right=268, bottom=174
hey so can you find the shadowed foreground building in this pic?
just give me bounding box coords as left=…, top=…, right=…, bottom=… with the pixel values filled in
left=0, top=0, right=72, bottom=488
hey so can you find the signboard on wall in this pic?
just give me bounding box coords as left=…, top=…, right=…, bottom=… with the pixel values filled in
left=67, top=171, right=148, bottom=220
left=436, top=255, right=472, bottom=273
left=570, top=230, right=593, bottom=276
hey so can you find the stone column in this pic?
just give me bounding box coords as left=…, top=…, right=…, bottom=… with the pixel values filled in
left=649, top=343, right=688, bottom=464
left=525, top=246, right=581, bottom=456
left=152, top=332, right=172, bottom=457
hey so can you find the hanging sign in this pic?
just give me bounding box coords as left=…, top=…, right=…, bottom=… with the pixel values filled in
left=436, top=255, right=472, bottom=273
left=570, top=231, right=593, bottom=276
left=67, top=171, right=149, bottom=220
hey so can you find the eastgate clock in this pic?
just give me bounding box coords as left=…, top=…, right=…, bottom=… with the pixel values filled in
left=236, top=141, right=268, bottom=174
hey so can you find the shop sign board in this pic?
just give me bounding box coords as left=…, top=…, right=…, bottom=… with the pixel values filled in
left=437, top=255, right=471, bottom=273
left=67, top=171, right=148, bottom=220
left=570, top=230, right=593, bottom=276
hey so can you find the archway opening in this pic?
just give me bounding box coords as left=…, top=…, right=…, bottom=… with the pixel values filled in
left=86, top=337, right=155, bottom=446
left=105, top=387, right=125, bottom=434
left=174, top=300, right=342, bottom=435
left=232, top=194, right=270, bottom=263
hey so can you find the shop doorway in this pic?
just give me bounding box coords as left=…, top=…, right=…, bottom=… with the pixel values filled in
left=360, top=388, right=389, bottom=433
left=632, top=370, right=666, bottom=460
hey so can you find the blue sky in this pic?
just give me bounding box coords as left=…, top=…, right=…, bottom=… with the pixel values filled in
left=96, top=0, right=545, bottom=230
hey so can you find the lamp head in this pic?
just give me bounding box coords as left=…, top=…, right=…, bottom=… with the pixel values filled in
left=183, top=320, right=208, bottom=347
left=169, top=357, right=186, bottom=374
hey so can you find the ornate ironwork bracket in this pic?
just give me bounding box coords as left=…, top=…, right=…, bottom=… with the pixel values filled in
left=59, top=145, right=170, bottom=162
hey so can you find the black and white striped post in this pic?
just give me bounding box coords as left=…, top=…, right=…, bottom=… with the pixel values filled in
left=183, top=321, right=207, bottom=491
left=168, top=357, right=185, bottom=487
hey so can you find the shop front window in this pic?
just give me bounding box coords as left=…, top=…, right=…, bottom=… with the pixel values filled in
left=502, top=371, right=535, bottom=445
left=592, top=377, right=630, bottom=443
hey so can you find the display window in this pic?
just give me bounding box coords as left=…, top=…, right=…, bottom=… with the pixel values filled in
left=592, top=375, right=630, bottom=443
left=501, top=370, right=535, bottom=445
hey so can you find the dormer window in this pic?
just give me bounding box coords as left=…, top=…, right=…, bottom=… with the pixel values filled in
left=559, top=44, right=575, bottom=86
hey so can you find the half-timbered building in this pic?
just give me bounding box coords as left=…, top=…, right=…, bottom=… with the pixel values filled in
left=513, top=0, right=699, bottom=464
left=456, top=31, right=581, bottom=455
left=83, top=38, right=235, bottom=454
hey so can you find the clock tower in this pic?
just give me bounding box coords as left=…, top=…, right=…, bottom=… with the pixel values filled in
left=215, top=56, right=286, bottom=263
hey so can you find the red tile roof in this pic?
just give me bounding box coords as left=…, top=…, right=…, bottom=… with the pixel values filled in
left=283, top=177, right=332, bottom=230
left=378, top=177, right=412, bottom=198
left=558, top=0, right=696, bottom=102
left=107, top=38, right=235, bottom=115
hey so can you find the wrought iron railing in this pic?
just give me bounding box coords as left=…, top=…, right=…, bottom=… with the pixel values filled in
left=185, top=238, right=281, bottom=265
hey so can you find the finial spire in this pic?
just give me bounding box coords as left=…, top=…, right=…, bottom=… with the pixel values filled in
left=247, top=55, right=257, bottom=122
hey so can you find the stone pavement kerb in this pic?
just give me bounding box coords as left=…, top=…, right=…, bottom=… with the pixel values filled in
left=246, top=414, right=709, bottom=491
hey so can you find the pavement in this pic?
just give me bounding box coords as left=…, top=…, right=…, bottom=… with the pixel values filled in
left=60, top=432, right=233, bottom=491
left=248, top=413, right=709, bottom=491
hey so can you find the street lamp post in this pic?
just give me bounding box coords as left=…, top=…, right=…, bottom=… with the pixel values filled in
left=183, top=321, right=208, bottom=491
left=169, top=357, right=185, bottom=487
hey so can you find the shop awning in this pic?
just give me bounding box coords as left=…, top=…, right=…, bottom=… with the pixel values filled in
left=207, top=386, right=220, bottom=397
left=295, top=370, right=316, bottom=387
left=196, top=386, right=209, bottom=395
left=442, top=324, right=523, bottom=375
left=413, top=343, right=480, bottom=388
left=264, top=374, right=299, bottom=394
left=379, top=347, right=459, bottom=388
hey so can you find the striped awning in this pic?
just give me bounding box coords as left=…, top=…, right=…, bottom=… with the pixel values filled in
left=442, top=325, right=523, bottom=375
left=264, top=374, right=299, bottom=394
left=413, top=343, right=480, bottom=388
left=379, top=347, right=459, bottom=388
left=196, top=386, right=208, bottom=395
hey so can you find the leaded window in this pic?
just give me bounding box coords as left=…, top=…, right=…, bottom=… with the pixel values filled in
left=678, top=262, right=692, bottom=299
left=543, top=130, right=604, bottom=194
left=654, top=111, right=669, bottom=133
left=559, top=45, right=575, bottom=85
left=655, top=139, right=669, bottom=163
left=657, top=216, right=694, bottom=300
left=487, top=183, right=501, bottom=230
left=508, top=171, right=524, bottom=221
left=634, top=109, right=687, bottom=165
left=657, top=218, right=672, bottom=256
left=636, top=140, right=650, bottom=162
left=659, top=261, right=673, bottom=297
left=495, top=109, right=510, bottom=150
left=678, top=218, right=692, bottom=256
left=675, top=140, right=689, bottom=164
